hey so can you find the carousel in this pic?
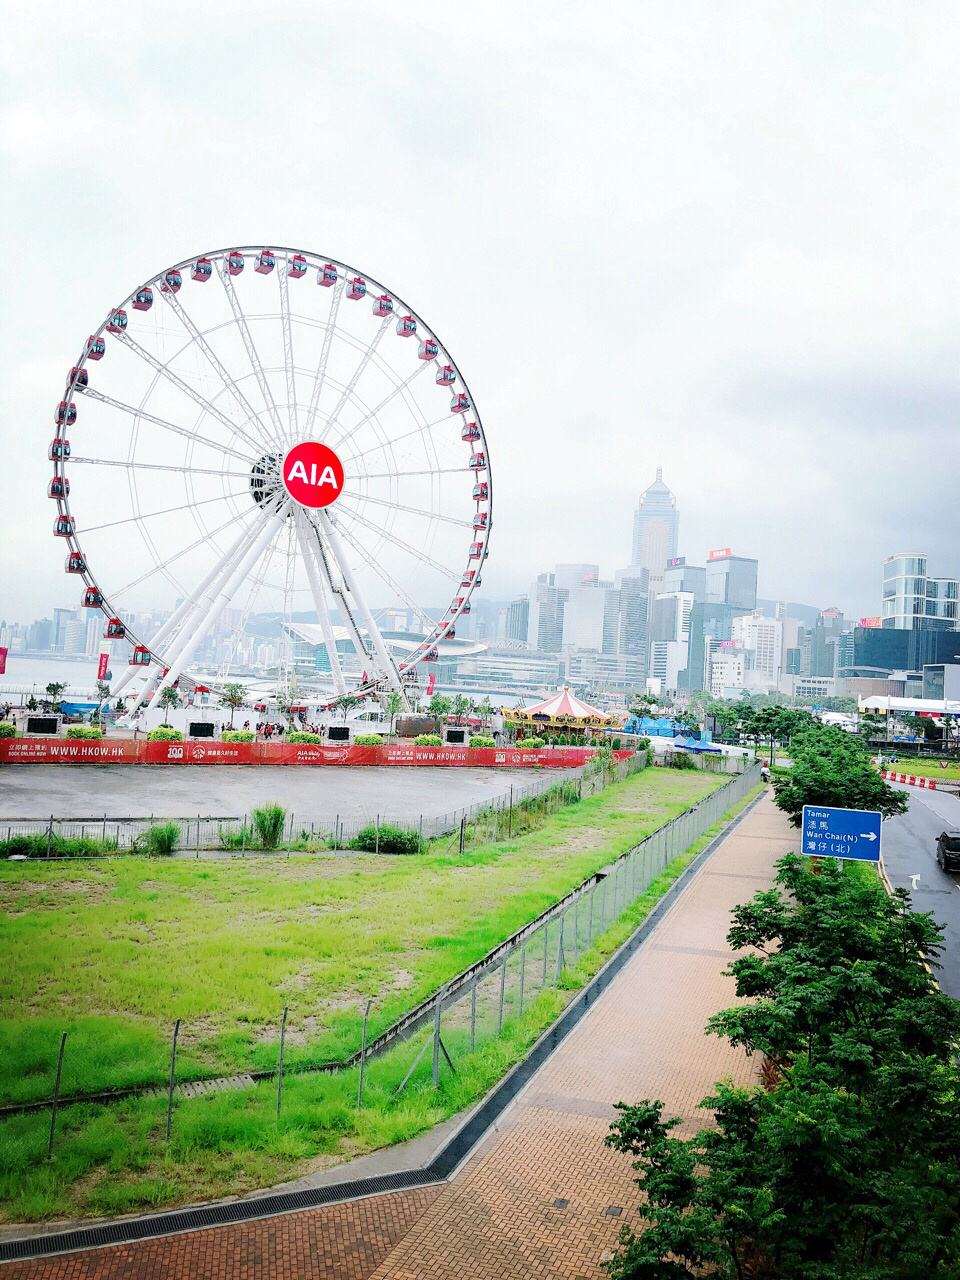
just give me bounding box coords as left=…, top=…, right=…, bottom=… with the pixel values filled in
left=506, top=687, right=620, bottom=740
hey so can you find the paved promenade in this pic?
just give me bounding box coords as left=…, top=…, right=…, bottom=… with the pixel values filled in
left=5, top=793, right=796, bottom=1280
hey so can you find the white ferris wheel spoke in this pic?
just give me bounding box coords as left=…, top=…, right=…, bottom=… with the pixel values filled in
left=350, top=466, right=469, bottom=482
left=346, top=490, right=472, bottom=529
left=345, top=415, right=455, bottom=464
left=335, top=504, right=462, bottom=581
left=294, top=509, right=346, bottom=695
left=332, top=360, right=432, bottom=452
left=302, top=278, right=344, bottom=439
left=108, top=506, right=260, bottom=600
left=321, top=317, right=391, bottom=435
left=70, top=456, right=254, bottom=481
left=113, top=330, right=268, bottom=458
left=157, top=284, right=273, bottom=452
left=79, top=387, right=255, bottom=464
left=315, top=508, right=407, bottom=702
left=335, top=520, right=438, bottom=635
left=216, top=262, right=286, bottom=450
left=216, top=517, right=288, bottom=682
left=278, top=257, right=298, bottom=439
left=75, top=489, right=249, bottom=535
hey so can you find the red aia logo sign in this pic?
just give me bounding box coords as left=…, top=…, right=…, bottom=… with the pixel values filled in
left=281, top=442, right=344, bottom=508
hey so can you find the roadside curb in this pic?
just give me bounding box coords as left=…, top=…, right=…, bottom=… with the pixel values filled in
left=0, top=786, right=763, bottom=1264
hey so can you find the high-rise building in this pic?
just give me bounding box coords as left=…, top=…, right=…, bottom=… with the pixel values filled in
left=562, top=584, right=607, bottom=651
left=882, top=553, right=959, bottom=630
left=506, top=595, right=530, bottom=645
left=705, top=550, right=758, bottom=611
left=52, top=607, right=78, bottom=651
left=663, top=558, right=705, bottom=601
left=527, top=573, right=569, bottom=653
left=649, top=590, right=694, bottom=691
left=732, top=611, right=783, bottom=689
left=554, top=564, right=600, bottom=590
left=631, top=469, right=679, bottom=579
left=681, top=601, right=750, bottom=691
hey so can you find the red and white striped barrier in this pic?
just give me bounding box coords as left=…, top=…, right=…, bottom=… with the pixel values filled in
left=881, top=770, right=937, bottom=790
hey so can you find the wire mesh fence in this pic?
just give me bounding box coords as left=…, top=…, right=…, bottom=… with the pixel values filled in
left=0, top=748, right=685, bottom=856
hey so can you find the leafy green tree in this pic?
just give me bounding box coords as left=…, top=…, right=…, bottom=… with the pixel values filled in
left=93, top=680, right=110, bottom=725
left=772, top=721, right=907, bottom=826
left=450, top=693, right=472, bottom=725
left=858, top=709, right=888, bottom=747
left=606, top=854, right=960, bottom=1278
left=219, top=682, right=247, bottom=728
left=156, top=686, right=181, bottom=726
left=629, top=693, right=658, bottom=719
left=428, top=692, right=452, bottom=723
left=382, top=688, right=403, bottom=737
left=45, top=681, right=67, bottom=711
left=333, top=693, right=361, bottom=722
left=476, top=695, right=493, bottom=729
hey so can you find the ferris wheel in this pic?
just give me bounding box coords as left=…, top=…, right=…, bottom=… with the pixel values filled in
left=47, top=247, right=492, bottom=714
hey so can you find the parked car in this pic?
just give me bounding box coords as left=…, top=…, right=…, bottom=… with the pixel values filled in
left=935, top=830, right=960, bottom=872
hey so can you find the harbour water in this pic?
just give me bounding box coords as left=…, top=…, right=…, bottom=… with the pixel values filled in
left=0, top=653, right=104, bottom=698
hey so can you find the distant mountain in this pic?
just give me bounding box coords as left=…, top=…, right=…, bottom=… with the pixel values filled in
left=757, top=599, right=823, bottom=627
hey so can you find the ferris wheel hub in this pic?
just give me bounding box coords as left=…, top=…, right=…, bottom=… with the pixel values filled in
left=280, top=440, right=344, bottom=509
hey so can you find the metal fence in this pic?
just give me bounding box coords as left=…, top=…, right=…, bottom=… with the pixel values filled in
left=0, top=751, right=660, bottom=855
left=17, top=763, right=761, bottom=1146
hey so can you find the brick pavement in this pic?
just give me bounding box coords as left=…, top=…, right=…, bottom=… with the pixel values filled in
left=5, top=793, right=795, bottom=1280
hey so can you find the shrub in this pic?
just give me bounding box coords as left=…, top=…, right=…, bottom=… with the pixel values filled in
left=146, top=726, right=183, bottom=741
left=611, top=736, right=622, bottom=750
left=252, top=803, right=286, bottom=849
left=65, top=725, right=104, bottom=739
left=0, top=722, right=16, bottom=738
left=221, top=729, right=254, bottom=742
left=636, top=736, right=651, bottom=750
left=414, top=733, right=442, bottom=746
left=354, top=733, right=384, bottom=745
left=0, top=832, right=118, bottom=858
left=519, top=737, right=545, bottom=749
left=287, top=731, right=322, bottom=744
left=136, top=822, right=180, bottom=856
left=469, top=734, right=496, bottom=748
left=668, top=750, right=697, bottom=770
left=349, top=823, right=424, bottom=854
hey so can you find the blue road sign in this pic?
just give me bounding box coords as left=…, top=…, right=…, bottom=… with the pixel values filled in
left=801, top=804, right=882, bottom=862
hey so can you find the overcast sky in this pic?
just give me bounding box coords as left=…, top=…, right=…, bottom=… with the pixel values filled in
left=2, top=1, right=958, bottom=622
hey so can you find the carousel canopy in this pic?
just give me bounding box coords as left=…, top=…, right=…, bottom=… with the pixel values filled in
left=506, top=687, right=618, bottom=728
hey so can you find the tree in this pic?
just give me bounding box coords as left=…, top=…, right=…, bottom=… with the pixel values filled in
left=629, top=693, right=658, bottom=719
left=333, top=693, right=361, bottom=722
left=428, top=692, right=451, bottom=724
left=476, top=695, right=493, bottom=730
left=45, top=681, right=67, bottom=711
left=451, top=693, right=472, bottom=725
left=156, top=686, right=181, bottom=726
left=113, top=697, right=125, bottom=714
left=858, top=709, right=888, bottom=746
left=93, top=680, right=111, bottom=725
left=219, top=682, right=247, bottom=728
left=605, top=854, right=960, bottom=1278
left=382, top=688, right=403, bottom=737
left=772, top=721, right=908, bottom=826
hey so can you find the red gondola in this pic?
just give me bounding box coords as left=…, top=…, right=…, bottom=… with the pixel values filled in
left=468, top=452, right=486, bottom=470
left=461, top=422, right=480, bottom=442
left=396, top=315, right=417, bottom=337
left=86, top=335, right=106, bottom=360
left=288, top=253, right=307, bottom=278
left=56, top=401, right=77, bottom=426
left=69, top=366, right=89, bottom=387
left=255, top=249, right=276, bottom=274
left=106, top=309, right=128, bottom=333
left=226, top=250, right=245, bottom=276
left=49, top=437, right=70, bottom=460
left=423, top=647, right=439, bottom=662
left=162, top=269, right=182, bottom=294
left=472, top=481, right=488, bottom=501
left=445, top=626, right=456, bottom=638
left=453, top=597, right=472, bottom=614
left=54, top=515, right=75, bottom=537
left=318, top=263, right=338, bottom=287
left=450, top=392, right=470, bottom=413
left=82, top=586, right=103, bottom=608
left=48, top=476, right=69, bottom=499
left=65, top=551, right=86, bottom=573
left=346, top=276, right=366, bottom=300
left=130, top=646, right=152, bottom=666
left=106, top=617, right=126, bottom=638
left=436, top=364, right=456, bottom=386
left=418, top=338, right=439, bottom=360
left=253, top=701, right=268, bottom=712
left=461, top=569, right=481, bottom=587
left=472, top=512, right=488, bottom=529
left=191, top=257, right=213, bottom=282
left=469, top=541, right=487, bottom=560
left=373, top=294, right=394, bottom=317
left=133, top=286, right=153, bottom=311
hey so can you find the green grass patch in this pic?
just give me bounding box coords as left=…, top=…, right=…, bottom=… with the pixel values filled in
left=881, top=758, right=960, bottom=782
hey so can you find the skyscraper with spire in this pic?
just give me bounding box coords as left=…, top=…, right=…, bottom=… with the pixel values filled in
left=631, top=467, right=679, bottom=575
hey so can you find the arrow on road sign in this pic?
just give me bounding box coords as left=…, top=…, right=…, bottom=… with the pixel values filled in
left=860, top=832, right=878, bottom=842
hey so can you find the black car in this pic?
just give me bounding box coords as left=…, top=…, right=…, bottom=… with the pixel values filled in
left=936, top=831, right=960, bottom=871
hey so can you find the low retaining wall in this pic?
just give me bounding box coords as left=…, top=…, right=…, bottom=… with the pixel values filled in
left=0, top=738, right=633, bottom=768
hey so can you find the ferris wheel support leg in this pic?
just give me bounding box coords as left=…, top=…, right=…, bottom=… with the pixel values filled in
left=294, top=513, right=346, bottom=697
left=316, top=511, right=410, bottom=709
left=116, top=516, right=267, bottom=723
left=149, top=505, right=289, bottom=709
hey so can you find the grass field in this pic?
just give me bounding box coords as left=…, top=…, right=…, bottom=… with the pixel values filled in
left=0, top=767, right=752, bottom=1222
left=882, top=758, right=960, bottom=782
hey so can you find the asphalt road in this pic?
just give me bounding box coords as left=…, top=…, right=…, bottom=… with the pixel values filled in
left=882, top=782, right=960, bottom=997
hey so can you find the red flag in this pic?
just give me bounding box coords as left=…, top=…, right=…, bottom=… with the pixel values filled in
left=0, top=647, right=6, bottom=675
left=97, top=652, right=109, bottom=680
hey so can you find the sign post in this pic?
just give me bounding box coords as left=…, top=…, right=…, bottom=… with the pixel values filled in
left=801, top=805, right=882, bottom=863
